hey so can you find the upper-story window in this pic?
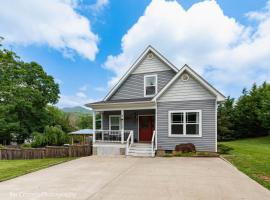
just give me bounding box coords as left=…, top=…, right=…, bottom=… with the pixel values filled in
left=144, top=74, right=157, bottom=97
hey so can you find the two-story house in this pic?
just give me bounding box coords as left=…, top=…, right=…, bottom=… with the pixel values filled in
left=86, top=46, right=225, bottom=157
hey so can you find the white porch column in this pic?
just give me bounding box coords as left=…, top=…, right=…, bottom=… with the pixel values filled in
left=121, top=110, right=124, bottom=144
left=92, top=110, right=96, bottom=143
left=100, top=112, right=103, bottom=130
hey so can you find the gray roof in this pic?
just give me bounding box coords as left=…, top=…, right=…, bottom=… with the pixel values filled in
left=87, top=97, right=153, bottom=106
left=69, top=129, right=94, bottom=135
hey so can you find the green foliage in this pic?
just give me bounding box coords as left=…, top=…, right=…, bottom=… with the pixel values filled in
left=218, top=82, right=270, bottom=140
left=46, top=106, right=75, bottom=133
left=0, top=43, right=60, bottom=144
left=78, top=114, right=93, bottom=129
left=217, top=144, right=233, bottom=154
left=218, top=97, right=235, bottom=140
left=31, top=126, right=69, bottom=148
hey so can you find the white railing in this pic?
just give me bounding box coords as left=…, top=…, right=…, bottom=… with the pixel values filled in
left=151, top=130, right=157, bottom=156
left=125, top=131, right=134, bottom=155
left=93, top=130, right=132, bottom=144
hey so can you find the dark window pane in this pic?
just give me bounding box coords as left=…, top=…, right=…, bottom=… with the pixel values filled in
left=186, top=124, right=199, bottom=135
left=186, top=112, right=199, bottom=123
left=172, top=113, right=183, bottom=123
left=111, top=125, right=120, bottom=130
left=171, top=124, right=183, bottom=135
left=111, top=117, right=120, bottom=125
left=146, top=86, right=155, bottom=95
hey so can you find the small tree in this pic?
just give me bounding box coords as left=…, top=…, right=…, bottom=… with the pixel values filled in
left=217, top=97, right=235, bottom=141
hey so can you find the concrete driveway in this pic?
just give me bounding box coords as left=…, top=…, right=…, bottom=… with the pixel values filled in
left=0, top=156, right=270, bottom=200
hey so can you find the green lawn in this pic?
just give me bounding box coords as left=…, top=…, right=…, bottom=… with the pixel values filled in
left=0, top=157, right=75, bottom=182
left=220, top=136, right=270, bottom=190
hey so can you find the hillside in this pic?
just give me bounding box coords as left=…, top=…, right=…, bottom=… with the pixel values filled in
left=61, top=106, right=92, bottom=114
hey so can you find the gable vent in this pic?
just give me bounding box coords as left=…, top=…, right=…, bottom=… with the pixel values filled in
left=147, top=52, right=153, bottom=59
left=181, top=73, right=189, bottom=81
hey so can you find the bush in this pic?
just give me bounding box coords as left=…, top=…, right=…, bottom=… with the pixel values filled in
left=31, top=126, right=69, bottom=147
left=218, top=144, right=233, bottom=154
left=175, top=143, right=196, bottom=153
left=31, top=132, right=46, bottom=148
left=0, top=144, right=5, bottom=149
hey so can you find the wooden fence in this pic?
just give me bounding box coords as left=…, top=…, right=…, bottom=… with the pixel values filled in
left=0, top=145, right=92, bottom=160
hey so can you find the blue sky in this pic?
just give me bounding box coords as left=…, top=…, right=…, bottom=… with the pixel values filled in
left=1, top=0, right=270, bottom=108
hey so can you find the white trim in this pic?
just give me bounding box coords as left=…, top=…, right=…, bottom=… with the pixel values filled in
left=92, top=111, right=96, bottom=143
left=103, top=45, right=178, bottom=101
left=100, top=112, right=103, bottom=130
left=168, top=110, right=202, bottom=138
left=109, top=115, right=121, bottom=131
left=90, top=100, right=153, bottom=106
left=144, top=74, right=157, bottom=97
left=153, top=65, right=226, bottom=102
left=138, top=114, right=155, bottom=142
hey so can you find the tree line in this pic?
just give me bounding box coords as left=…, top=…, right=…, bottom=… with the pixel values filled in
left=0, top=40, right=93, bottom=145
left=218, top=82, right=270, bottom=141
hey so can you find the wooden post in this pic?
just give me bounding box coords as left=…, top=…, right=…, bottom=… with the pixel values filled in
left=71, top=136, right=74, bottom=145
left=93, top=111, right=96, bottom=143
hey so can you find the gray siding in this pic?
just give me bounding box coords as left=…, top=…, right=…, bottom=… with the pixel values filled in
left=102, top=110, right=155, bottom=141
left=132, top=52, right=173, bottom=74
left=109, top=70, right=176, bottom=100
left=157, top=100, right=216, bottom=152
left=158, top=71, right=215, bottom=102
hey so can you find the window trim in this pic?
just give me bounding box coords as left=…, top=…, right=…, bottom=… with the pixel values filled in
left=109, top=115, right=121, bottom=131
left=168, top=110, right=202, bottom=137
left=144, top=74, right=157, bottom=97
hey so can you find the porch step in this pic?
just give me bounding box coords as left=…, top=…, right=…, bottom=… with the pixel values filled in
left=126, top=143, right=155, bottom=157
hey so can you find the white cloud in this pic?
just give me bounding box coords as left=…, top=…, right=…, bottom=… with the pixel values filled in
left=89, top=0, right=109, bottom=13
left=57, top=92, right=95, bottom=108
left=94, top=86, right=106, bottom=92
left=0, top=0, right=99, bottom=60
left=104, top=0, right=270, bottom=97
left=79, top=85, right=88, bottom=92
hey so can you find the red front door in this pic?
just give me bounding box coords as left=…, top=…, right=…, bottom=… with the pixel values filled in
left=139, top=115, right=155, bottom=142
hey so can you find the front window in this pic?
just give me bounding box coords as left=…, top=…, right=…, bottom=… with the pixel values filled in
left=169, top=110, right=201, bottom=137
left=109, top=116, right=121, bottom=130
left=144, top=75, right=157, bottom=96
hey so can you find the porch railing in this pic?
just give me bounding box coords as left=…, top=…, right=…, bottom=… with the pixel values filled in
left=125, top=131, right=134, bottom=155
left=151, top=130, right=157, bottom=156
left=93, top=130, right=132, bottom=144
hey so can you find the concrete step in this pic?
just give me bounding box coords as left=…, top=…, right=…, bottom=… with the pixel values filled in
left=127, top=151, right=154, bottom=157
left=128, top=150, right=153, bottom=155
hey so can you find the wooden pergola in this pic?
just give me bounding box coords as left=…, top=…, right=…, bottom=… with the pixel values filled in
left=69, top=129, right=94, bottom=145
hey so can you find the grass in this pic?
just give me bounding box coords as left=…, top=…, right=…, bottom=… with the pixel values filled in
left=0, top=157, right=76, bottom=182
left=220, top=136, right=270, bottom=190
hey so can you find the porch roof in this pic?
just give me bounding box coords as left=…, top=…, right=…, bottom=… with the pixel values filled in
left=86, top=98, right=155, bottom=111
left=87, top=97, right=152, bottom=105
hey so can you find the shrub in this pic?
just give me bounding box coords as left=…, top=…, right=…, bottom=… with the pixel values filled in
left=0, top=144, right=5, bottom=149
left=175, top=143, right=196, bottom=153
left=31, top=132, right=46, bottom=148
left=31, top=126, right=69, bottom=147
left=218, top=144, right=233, bottom=154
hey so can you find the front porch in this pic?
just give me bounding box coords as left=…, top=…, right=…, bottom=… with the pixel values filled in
left=91, top=109, right=157, bottom=156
